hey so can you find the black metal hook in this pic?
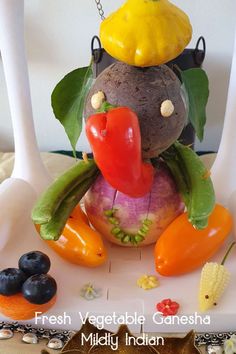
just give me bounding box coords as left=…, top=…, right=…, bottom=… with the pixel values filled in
left=91, top=35, right=103, bottom=63
left=194, top=36, right=206, bottom=66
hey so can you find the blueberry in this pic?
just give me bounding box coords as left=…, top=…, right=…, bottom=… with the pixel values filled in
left=22, top=274, right=57, bottom=304
left=0, top=268, right=27, bottom=296
left=19, top=251, right=51, bottom=276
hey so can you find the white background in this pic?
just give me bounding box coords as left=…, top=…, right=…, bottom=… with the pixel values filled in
left=0, top=0, right=236, bottom=153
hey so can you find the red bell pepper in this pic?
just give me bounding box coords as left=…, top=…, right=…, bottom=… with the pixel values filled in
left=86, top=106, right=154, bottom=197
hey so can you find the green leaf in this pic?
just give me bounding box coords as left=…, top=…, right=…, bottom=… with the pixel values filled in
left=180, top=68, right=209, bottom=142
left=51, top=64, right=93, bottom=156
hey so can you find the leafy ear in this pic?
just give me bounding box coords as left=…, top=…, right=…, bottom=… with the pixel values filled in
left=180, top=68, right=209, bottom=142
left=51, top=63, right=93, bottom=157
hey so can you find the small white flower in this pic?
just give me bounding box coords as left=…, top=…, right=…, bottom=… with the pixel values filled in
left=224, top=334, right=236, bottom=354
left=80, top=283, right=102, bottom=301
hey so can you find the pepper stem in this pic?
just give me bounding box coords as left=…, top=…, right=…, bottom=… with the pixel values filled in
left=97, top=101, right=117, bottom=113
left=221, top=242, right=236, bottom=266
left=82, top=152, right=89, bottom=164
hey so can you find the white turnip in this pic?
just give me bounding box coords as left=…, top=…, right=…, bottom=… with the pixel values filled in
left=84, top=163, right=184, bottom=247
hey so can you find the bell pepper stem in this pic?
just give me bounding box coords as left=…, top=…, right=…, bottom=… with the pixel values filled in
left=97, top=101, right=117, bottom=113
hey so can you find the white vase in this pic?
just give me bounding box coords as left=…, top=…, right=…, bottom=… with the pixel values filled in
left=0, top=0, right=51, bottom=250
left=0, top=0, right=51, bottom=194
left=211, top=28, right=236, bottom=208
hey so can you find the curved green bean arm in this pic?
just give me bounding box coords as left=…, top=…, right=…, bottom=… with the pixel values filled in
left=162, top=142, right=215, bottom=229
left=40, top=174, right=98, bottom=241
left=162, top=152, right=190, bottom=208
left=31, top=159, right=97, bottom=224
left=173, top=141, right=215, bottom=229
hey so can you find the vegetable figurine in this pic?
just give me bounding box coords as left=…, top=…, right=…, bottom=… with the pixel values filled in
left=33, top=0, right=211, bottom=256
left=86, top=104, right=154, bottom=197
left=85, top=63, right=187, bottom=159
left=199, top=242, right=235, bottom=312
left=84, top=163, right=184, bottom=246
left=100, top=0, right=192, bottom=67
left=155, top=204, right=233, bottom=276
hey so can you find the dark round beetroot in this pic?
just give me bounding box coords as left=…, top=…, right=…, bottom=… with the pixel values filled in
left=84, top=62, right=187, bottom=158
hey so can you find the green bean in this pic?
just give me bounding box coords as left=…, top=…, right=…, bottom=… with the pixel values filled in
left=162, top=151, right=190, bottom=207
left=32, top=159, right=97, bottom=224
left=39, top=174, right=98, bottom=241
left=173, top=141, right=215, bottom=229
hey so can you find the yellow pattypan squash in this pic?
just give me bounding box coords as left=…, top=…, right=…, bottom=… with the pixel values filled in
left=100, top=0, right=192, bottom=67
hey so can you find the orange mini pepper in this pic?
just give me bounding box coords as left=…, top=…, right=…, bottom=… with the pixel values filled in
left=155, top=204, right=233, bottom=276
left=38, top=204, right=107, bottom=267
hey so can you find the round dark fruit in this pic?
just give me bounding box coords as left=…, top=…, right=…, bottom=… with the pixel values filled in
left=22, top=274, right=57, bottom=305
left=19, top=251, right=51, bottom=276
left=0, top=268, right=27, bottom=296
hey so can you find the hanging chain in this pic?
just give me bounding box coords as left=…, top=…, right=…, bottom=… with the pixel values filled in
left=94, top=0, right=105, bottom=20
